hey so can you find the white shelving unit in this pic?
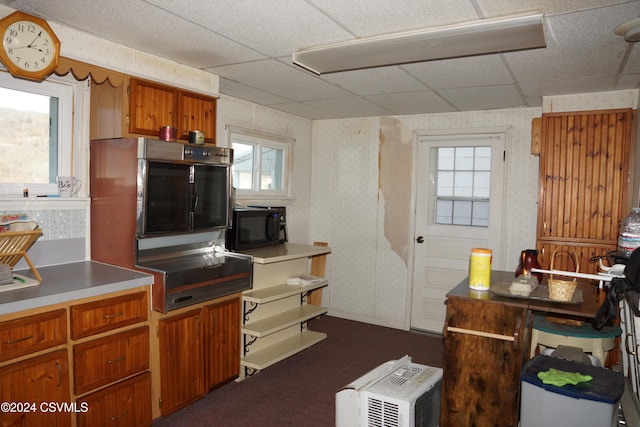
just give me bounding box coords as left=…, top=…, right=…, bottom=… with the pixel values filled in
left=239, top=244, right=331, bottom=378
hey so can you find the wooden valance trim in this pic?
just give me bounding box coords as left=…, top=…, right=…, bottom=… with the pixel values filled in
left=54, top=56, right=126, bottom=87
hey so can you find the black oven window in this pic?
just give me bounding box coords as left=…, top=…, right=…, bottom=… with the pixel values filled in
left=146, top=162, right=190, bottom=233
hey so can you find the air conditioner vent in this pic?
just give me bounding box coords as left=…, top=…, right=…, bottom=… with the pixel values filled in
left=367, top=397, right=400, bottom=427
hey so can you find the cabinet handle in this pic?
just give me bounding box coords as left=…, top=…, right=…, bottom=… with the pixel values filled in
left=625, top=333, right=636, bottom=355
left=106, top=355, right=126, bottom=364
left=2, top=334, right=33, bottom=345
left=110, top=409, right=129, bottom=421
left=103, top=312, right=124, bottom=319
left=55, top=361, right=63, bottom=387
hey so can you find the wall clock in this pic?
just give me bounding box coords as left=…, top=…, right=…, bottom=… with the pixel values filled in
left=0, top=11, right=60, bottom=81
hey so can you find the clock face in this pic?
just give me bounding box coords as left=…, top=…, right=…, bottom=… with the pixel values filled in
left=3, top=19, right=57, bottom=72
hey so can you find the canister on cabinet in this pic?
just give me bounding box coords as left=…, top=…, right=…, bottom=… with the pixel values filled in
left=469, top=248, right=492, bottom=290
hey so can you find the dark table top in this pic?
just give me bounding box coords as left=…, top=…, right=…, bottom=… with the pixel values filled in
left=447, top=270, right=602, bottom=319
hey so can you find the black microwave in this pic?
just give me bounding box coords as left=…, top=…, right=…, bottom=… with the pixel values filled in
left=226, top=207, right=287, bottom=251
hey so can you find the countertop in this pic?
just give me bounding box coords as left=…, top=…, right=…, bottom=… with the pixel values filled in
left=0, top=261, right=153, bottom=316
left=240, top=243, right=331, bottom=264
left=447, top=270, right=602, bottom=319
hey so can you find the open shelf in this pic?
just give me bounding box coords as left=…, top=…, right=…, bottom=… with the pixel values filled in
left=241, top=330, right=327, bottom=371
left=242, top=280, right=327, bottom=304
left=242, top=304, right=327, bottom=337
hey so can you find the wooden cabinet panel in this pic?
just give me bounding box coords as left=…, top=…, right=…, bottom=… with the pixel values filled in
left=205, top=298, right=240, bottom=390
left=0, top=349, right=71, bottom=427
left=537, top=241, right=617, bottom=276
left=537, top=109, right=632, bottom=243
left=0, top=309, right=66, bottom=362
left=71, top=291, right=148, bottom=339
left=177, top=91, right=216, bottom=144
left=440, top=297, right=527, bottom=427
left=129, top=78, right=177, bottom=136
left=158, top=309, right=204, bottom=416
left=77, top=372, right=151, bottom=427
left=73, top=326, right=149, bottom=395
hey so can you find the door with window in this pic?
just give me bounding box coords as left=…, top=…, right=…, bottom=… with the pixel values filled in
left=411, top=133, right=505, bottom=333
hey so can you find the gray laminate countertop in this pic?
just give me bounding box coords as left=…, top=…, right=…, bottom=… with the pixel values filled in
left=0, top=261, right=153, bottom=315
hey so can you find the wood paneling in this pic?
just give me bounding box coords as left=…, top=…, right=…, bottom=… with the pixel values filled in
left=177, top=91, right=217, bottom=144
left=129, top=78, right=177, bottom=136
left=205, top=298, right=240, bottom=390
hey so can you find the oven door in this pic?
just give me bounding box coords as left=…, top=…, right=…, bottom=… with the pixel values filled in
left=192, top=164, right=229, bottom=231
left=141, top=161, right=190, bottom=235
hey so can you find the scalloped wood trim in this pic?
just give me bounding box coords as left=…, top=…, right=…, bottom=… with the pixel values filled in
left=54, top=56, right=125, bottom=87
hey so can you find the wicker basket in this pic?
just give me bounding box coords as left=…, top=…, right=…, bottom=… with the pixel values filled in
left=548, top=250, right=578, bottom=302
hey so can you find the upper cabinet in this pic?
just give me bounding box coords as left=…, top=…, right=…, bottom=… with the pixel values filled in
left=90, top=75, right=217, bottom=144
left=536, top=109, right=635, bottom=274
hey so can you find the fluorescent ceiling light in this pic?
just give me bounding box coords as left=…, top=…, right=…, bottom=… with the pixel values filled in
left=293, top=13, right=546, bottom=75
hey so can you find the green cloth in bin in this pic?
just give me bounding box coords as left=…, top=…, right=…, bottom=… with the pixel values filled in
left=537, top=368, right=593, bottom=386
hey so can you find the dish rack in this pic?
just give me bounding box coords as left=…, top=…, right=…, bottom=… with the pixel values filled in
left=0, top=229, right=43, bottom=282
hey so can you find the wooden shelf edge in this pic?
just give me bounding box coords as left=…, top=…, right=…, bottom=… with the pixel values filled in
left=243, top=281, right=328, bottom=304
left=240, top=330, right=327, bottom=371
left=242, top=305, right=327, bottom=337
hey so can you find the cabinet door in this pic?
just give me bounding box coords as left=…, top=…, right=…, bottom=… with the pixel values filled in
left=129, top=78, right=177, bottom=136
left=537, top=109, right=632, bottom=243
left=158, top=309, right=204, bottom=416
left=0, top=349, right=71, bottom=427
left=204, top=298, right=240, bottom=391
left=440, top=297, right=527, bottom=427
left=177, top=91, right=217, bottom=144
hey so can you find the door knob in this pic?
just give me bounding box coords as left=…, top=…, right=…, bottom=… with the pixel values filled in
left=416, top=236, right=424, bottom=243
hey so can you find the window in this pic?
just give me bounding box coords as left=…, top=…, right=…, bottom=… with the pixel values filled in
left=0, top=71, right=77, bottom=196
left=434, top=145, right=492, bottom=226
left=228, top=126, right=291, bottom=199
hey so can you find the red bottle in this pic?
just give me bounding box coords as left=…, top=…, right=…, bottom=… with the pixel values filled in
left=516, top=249, right=543, bottom=282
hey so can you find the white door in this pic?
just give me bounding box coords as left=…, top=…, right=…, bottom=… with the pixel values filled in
left=410, top=132, right=506, bottom=333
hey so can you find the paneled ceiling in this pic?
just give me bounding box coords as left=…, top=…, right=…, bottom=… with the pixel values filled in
left=1, top=0, right=639, bottom=120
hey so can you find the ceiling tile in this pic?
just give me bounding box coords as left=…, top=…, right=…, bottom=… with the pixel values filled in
left=304, top=96, right=395, bottom=118
left=403, top=55, right=514, bottom=89
left=365, top=91, right=456, bottom=115
left=219, top=79, right=292, bottom=105
left=321, top=66, right=428, bottom=95
left=439, top=85, right=526, bottom=110
left=268, top=102, right=341, bottom=120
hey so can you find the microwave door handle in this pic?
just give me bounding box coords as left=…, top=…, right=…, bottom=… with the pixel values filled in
left=266, top=214, right=277, bottom=240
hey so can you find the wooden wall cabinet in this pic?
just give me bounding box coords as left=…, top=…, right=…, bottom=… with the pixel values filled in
left=536, top=109, right=635, bottom=275
left=177, top=91, right=217, bottom=144
left=156, top=296, right=240, bottom=417
left=441, top=294, right=527, bottom=427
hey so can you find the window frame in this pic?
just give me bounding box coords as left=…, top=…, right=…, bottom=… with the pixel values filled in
left=227, top=125, right=292, bottom=200
left=0, top=71, right=79, bottom=196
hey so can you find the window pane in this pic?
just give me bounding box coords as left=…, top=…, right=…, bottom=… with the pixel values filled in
left=261, top=146, right=283, bottom=191
left=438, top=147, right=455, bottom=170
left=453, top=171, right=473, bottom=197
left=436, top=199, right=453, bottom=224
left=475, top=147, right=491, bottom=170
left=453, top=200, right=472, bottom=225
left=472, top=201, right=489, bottom=226
left=0, top=88, right=54, bottom=183
left=455, top=147, right=474, bottom=170
left=437, top=171, right=454, bottom=196
left=473, top=171, right=491, bottom=197
left=231, top=142, right=254, bottom=189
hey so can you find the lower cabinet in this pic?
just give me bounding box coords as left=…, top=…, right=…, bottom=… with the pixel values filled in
left=0, top=349, right=71, bottom=427
left=441, top=296, right=527, bottom=427
left=158, top=297, right=240, bottom=416
left=76, top=372, right=151, bottom=427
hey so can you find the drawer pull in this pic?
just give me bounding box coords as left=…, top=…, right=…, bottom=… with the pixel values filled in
left=103, top=312, right=124, bottom=319
left=110, top=409, right=129, bottom=421
left=106, top=355, right=126, bottom=364
left=2, top=334, right=33, bottom=345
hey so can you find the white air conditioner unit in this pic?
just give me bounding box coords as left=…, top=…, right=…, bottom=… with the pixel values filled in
left=335, top=355, right=443, bottom=427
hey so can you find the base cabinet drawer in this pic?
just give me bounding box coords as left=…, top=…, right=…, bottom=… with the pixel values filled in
left=74, top=327, right=149, bottom=395
left=71, top=291, right=148, bottom=339
left=77, top=372, right=151, bottom=427
left=0, top=309, right=67, bottom=362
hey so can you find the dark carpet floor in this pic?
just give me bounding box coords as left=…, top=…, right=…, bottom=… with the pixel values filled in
left=152, top=315, right=444, bottom=427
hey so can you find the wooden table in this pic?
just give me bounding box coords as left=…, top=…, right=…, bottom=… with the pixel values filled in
left=440, top=270, right=602, bottom=427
